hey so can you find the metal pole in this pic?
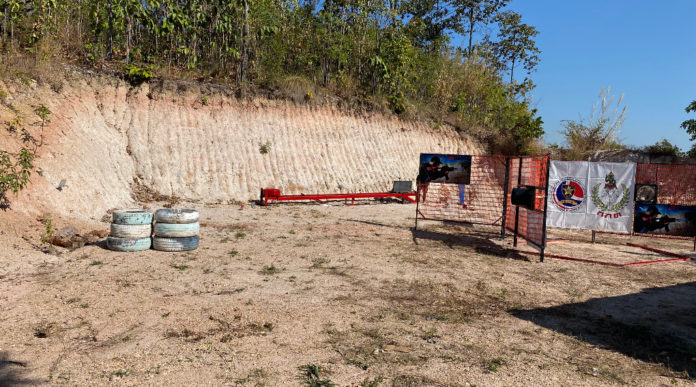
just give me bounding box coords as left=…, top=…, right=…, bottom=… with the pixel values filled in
left=513, top=157, right=522, bottom=248
left=414, top=185, right=420, bottom=231
left=500, top=157, right=510, bottom=239
left=540, top=156, right=551, bottom=263
left=592, top=230, right=596, bottom=243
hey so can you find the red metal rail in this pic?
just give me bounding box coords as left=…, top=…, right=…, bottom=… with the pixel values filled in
left=515, top=242, right=693, bottom=267
left=259, top=188, right=417, bottom=206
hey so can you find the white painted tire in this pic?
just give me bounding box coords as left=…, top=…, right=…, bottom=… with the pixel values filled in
left=106, top=236, right=151, bottom=251
left=153, top=222, right=200, bottom=237
left=152, top=236, right=199, bottom=252
left=110, top=223, right=152, bottom=238
left=154, top=209, right=199, bottom=224
left=112, top=209, right=153, bottom=225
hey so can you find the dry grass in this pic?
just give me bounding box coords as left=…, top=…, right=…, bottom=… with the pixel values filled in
left=0, top=202, right=694, bottom=385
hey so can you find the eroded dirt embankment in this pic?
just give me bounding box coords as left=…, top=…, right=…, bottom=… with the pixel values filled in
left=2, top=69, right=481, bottom=221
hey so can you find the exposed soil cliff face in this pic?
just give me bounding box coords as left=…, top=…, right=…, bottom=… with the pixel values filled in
left=2, top=69, right=482, bottom=221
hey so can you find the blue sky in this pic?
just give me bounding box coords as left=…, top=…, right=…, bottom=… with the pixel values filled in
left=467, top=1, right=696, bottom=150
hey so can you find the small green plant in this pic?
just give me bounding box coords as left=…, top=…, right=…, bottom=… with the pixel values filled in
left=90, top=260, right=103, bottom=266
left=34, top=321, right=54, bottom=338
left=7, top=116, right=22, bottom=133
left=40, top=216, right=54, bottom=245
left=34, top=105, right=51, bottom=127
left=170, top=264, right=189, bottom=271
left=1, top=148, right=37, bottom=208
left=125, top=64, right=154, bottom=85
left=201, top=96, right=209, bottom=105
left=161, top=311, right=171, bottom=318
left=299, top=364, right=334, bottom=387
left=235, top=231, right=246, bottom=239
left=219, top=237, right=230, bottom=243
left=260, top=264, right=280, bottom=275
left=259, top=141, right=271, bottom=154
left=0, top=88, right=8, bottom=100
left=310, top=257, right=330, bottom=269
left=485, top=357, right=507, bottom=372
left=228, top=249, right=239, bottom=256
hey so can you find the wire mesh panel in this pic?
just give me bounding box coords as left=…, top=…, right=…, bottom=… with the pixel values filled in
left=505, top=155, right=550, bottom=249
left=416, top=155, right=508, bottom=225
left=636, top=163, right=696, bottom=206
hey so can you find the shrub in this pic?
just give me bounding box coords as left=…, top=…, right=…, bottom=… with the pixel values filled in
left=125, top=64, right=154, bottom=85
left=643, top=139, right=684, bottom=157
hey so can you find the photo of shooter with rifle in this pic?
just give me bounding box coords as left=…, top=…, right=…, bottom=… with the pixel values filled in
left=633, top=204, right=696, bottom=235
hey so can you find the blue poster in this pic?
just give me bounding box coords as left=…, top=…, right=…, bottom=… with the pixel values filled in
left=634, top=204, right=696, bottom=236
left=417, top=154, right=472, bottom=185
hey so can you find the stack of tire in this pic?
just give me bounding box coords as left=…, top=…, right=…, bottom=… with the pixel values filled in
left=107, top=209, right=153, bottom=252
left=152, top=209, right=200, bottom=252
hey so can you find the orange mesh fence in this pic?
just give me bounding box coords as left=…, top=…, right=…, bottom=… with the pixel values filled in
left=505, top=155, right=550, bottom=249
left=636, top=163, right=696, bottom=206
left=416, top=155, right=508, bottom=226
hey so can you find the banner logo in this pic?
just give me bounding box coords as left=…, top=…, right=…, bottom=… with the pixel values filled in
left=552, top=178, right=585, bottom=211
left=591, top=171, right=630, bottom=215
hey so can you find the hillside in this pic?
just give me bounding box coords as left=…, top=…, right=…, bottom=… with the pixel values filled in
left=0, top=68, right=481, bottom=222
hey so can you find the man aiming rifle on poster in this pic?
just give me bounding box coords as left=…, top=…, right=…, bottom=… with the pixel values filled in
left=418, top=156, right=454, bottom=184
left=634, top=205, right=678, bottom=233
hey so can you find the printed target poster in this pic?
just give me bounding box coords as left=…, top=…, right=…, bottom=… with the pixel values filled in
left=417, top=154, right=472, bottom=184
left=634, top=204, right=696, bottom=236
left=547, top=161, right=635, bottom=232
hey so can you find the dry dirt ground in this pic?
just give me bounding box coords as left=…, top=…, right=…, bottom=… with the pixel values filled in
left=1, top=201, right=696, bottom=386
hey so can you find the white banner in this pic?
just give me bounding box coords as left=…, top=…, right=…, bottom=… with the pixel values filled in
left=547, top=161, right=635, bottom=232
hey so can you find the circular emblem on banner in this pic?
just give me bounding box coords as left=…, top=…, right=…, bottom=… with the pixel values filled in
left=552, top=178, right=585, bottom=211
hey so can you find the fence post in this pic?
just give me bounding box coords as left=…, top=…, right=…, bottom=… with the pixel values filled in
left=540, top=156, right=551, bottom=263
left=414, top=185, right=420, bottom=231
left=501, top=157, right=511, bottom=239
left=513, top=157, right=522, bottom=248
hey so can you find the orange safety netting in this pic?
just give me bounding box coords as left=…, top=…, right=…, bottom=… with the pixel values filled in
left=505, top=155, right=549, bottom=249
left=416, top=155, right=508, bottom=226
left=636, top=163, right=696, bottom=206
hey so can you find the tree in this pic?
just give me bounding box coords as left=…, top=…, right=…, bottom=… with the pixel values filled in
left=561, top=87, right=627, bottom=160
left=680, top=100, right=696, bottom=157
left=455, top=0, right=507, bottom=54
left=491, top=10, right=539, bottom=84
left=643, top=139, right=684, bottom=157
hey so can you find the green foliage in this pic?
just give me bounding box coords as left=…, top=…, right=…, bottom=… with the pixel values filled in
left=259, top=140, right=271, bottom=155
left=0, top=0, right=542, bottom=153
left=490, top=10, right=540, bottom=83
left=40, top=216, right=53, bottom=245
left=0, top=148, right=36, bottom=208
left=299, top=364, right=334, bottom=387
left=643, top=139, right=684, bottom=157
left=125, top=64, right=154, bottom=85
left=680, top=100, right=696, bottom=157
left=34, top=104, right=51, bottom=125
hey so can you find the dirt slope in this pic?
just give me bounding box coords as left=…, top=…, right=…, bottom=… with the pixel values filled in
left=1, top=69, right=481, bottom=222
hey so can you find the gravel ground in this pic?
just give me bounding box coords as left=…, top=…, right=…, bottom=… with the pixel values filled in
left=1, top=201, right=695, bottom=386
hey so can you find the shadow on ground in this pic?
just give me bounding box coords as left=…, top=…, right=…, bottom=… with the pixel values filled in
left=512, top=282, right=696, bottom=377
left=0, top=352, right=34, bottom=386
left=410, top=226, right=530, bottom=262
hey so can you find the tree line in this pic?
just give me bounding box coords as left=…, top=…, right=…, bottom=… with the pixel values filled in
left=0, top=0, right=543, bottom=152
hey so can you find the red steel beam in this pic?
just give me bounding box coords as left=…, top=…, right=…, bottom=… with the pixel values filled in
left=625, top=242, right=692, bottom=260
left=261, top=189, right=416, bottom=205
left=594, top=230, right=693, bottom=241
left=514, top=243, right=693, bottom=267
left=515, top=250, right=625, bottom=267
